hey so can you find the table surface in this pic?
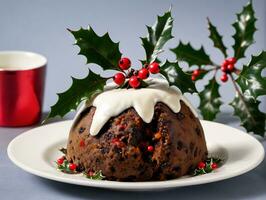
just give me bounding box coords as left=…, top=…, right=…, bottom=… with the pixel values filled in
left=1, top=113, right=266, bottom=200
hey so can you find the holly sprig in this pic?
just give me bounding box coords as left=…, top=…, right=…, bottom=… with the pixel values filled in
left=193, top=157, right=222, bottom=176
left=171, top=1, right=266, bottom=136
left=56, top=151, right=105, bottom=180
left=84, top=170, right=105, bottom=180
left=56, top=155, right=78, bottom=174
left=45, top=8, right=194, bottom=122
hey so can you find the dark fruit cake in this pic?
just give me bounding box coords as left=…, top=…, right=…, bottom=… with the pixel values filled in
left=66, top=79, right=208, bottom=181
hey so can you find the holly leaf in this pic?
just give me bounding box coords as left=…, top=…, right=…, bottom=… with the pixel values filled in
left=84, top=170, right=105, bottom=180
left=230, top=94, right=266, bottom=136
left=69, top=27, right=122, bottom=70
left=45, top=72, right=106, bottom=122
left=171, top=42, right=212, bottom=67
left=141, top=10, right=173, bottom=63
left=232, top=1, right=257, bottom=60
left=160, top=60, right=197, bottom=94
left=198, top=78, right=222, bottom=121
left=236, top=51, right=266, bottom=99
left=207, top=18, right=227, bottom=58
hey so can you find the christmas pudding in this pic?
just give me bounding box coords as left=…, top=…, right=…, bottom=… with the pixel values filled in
left=46, top=9, right=223, bottom=181
left=65, top=79, right=208, bottom=181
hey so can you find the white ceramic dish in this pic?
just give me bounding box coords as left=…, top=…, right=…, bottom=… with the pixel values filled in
left=7, top=120, right=264, bottom=191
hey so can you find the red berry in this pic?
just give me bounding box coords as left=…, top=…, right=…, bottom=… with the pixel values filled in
left=147, top=145, right=154, bottom=152
left=138, top=68, right=149, bottom=80
left=191, top=75, right=196, bottom=81
left=221, top=60, right=229, bottom=72
left=193, top=69, right=200, bottom=77
left=79, top=139, right=85, bottom=147
left=220, top=73, right=228, bottom=82
left=113, top=72, right=125, bottom=85
left=211, top=163, right=218, bottom=169
left=221, top=65, right=228, bottom=72
left=118, top=57, right=131, bottom=70
left=227, top=64, right=234, bottom=72
left=57, top=157, right=64, bottom=165
left=129, top=76, right=140, bottom=88
left=227, top=57, right=237, bottom=64
left=69, top=163, right=77, bottom=171
left=88, top=171, right=94, bottom=177
left=198, top=161, right=206, bottom=169
left=148, top=62, right=160, bottom=74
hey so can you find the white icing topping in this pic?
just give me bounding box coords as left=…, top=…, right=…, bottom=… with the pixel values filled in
left=83, top=78, right=198, bottom=136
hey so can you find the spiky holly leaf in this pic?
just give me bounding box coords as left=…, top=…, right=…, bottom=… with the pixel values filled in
left=45, top=72, right=106, bottom=122
left=141, top=10, right=173, bottom=63
left=199, top=78, right=222, bottom=121
left=236, top=51, right=266, bottom=99
left=207, top=18, right=227, bottom=58
left=69, top=27, right=122, bottom=70
left=230, top=93, right=266, bottom=136
left=171, top=42, right=212, bottom=67
left=232, top=1, right=257, bottom=60
left=160, top=61, right=197, bottom=94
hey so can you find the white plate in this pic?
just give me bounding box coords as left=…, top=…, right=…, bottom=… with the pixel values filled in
left=7, top=120, right=264, bottom=191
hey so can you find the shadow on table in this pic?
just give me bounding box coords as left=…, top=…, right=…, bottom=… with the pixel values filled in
left=33, top=153, right=266, bottom=200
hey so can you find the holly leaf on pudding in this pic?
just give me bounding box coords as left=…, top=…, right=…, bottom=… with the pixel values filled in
left=141, top=9, right=173, bottom=64
left=199, top=78, right=222, bottom=121
left=230, top=94, right=266, bottom=136
left=207, top=18, right=227, bottom=58
left=160, top=60, right=197, bottom=94
left=236, top=51, right=266, bottom=99
left=232, top=1, right=257, bottom=60
left=69, top=27, right=122, bottom=70
left=45, top=72, right=106, bottom=122
left=171, top=42, right=212, bottom=67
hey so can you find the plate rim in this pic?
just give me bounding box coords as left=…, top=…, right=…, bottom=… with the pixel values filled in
left=7, top=120, right=265, bottom=190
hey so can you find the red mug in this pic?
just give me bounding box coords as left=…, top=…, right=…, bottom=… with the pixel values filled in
left=0, top=51, right=46, bottom=127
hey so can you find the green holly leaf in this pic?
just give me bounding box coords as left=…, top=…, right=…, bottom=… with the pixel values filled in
left=141, top=10, right=173, bottom=63
left=236, top=51, right=266, bottom=99
left=171, top=42, right=212, bottom=67
left=232, top=1, right=257, bottom=60
left=45, top=72, right=106, bottom=122
left=207, top=18, right=227, bottom=58
left=69, top=27, right=122, bottom=70
left=84, top=170, right=105, bottom=180
left=230, top=94, right=266, bottom=136
left=160, top=60, right=197, bottom=94
left=198, top=78, right=222, bottom=121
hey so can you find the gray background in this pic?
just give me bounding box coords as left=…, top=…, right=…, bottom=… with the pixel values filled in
left=0, top=0, right=265, bottom=118
left=1, top=0, right=266, bottom=199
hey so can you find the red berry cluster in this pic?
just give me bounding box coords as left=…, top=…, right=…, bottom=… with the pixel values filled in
left=113, top=57, right=160, bottom=88
left=197, top=161, right=217, bottom=170
left=193, top=159, right=219, bottom=176
left=220, top=57, right=237, bottom=82
left=57, top=156, right=77, bottom=172
left=191, top=69, right=201, bottom=81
